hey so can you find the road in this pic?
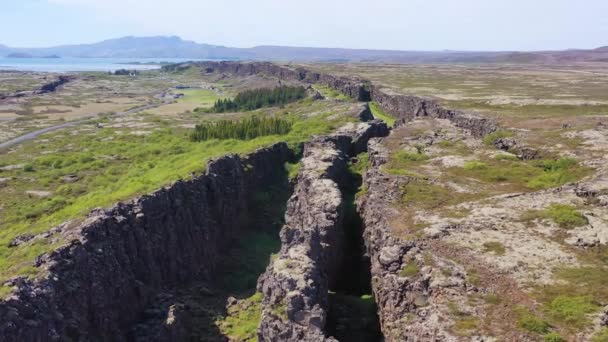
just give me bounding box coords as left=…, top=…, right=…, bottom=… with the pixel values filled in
left=0, top=100, right=169, bottom=150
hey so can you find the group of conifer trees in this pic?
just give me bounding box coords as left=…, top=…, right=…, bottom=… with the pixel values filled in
left=190, top=116, right=293, bottom=141
left=210, top=86, right=306, bottom=113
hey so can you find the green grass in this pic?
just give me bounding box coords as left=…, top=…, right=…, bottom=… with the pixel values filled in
left=178, top=88, right=219, bottom=106
left=400, top=262, right=420, bottom=277
left=592, top=328, right=608, bottom=342
left=453, top=157, right=588, bottom=191
left=517, top=309, right=552, bottom=334
left=369, top=101, right=396, bottom=127
left=546, top=295, right=597, bottom=329
left=543, top=332, right=566, bottom=342
left=521, top=204, right=587, bottom=229
left=313, top=84, right=351, bottom=101
left=401, top=181, right=478, bottom=210
left=0, top=110, right=353, bottom=286
left=217, top=292, right=263, bottom=341
left=284, top=161, right=301, bottom=180
left=385, top=150, right=429, bottom=175
left=483, top=130, right=513, bottom=146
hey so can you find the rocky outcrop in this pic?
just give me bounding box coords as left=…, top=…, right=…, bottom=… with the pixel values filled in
left=0, top=143, right=292, bottom=341
left=196, top=61, right=497, bottom=137
left=39, top=76, right=74, bottom=94
left=256, top=121, right=388, bottom=342
left=369, top=86, right=496, bottom=137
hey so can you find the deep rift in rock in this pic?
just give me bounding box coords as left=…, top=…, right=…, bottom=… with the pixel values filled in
left=0, top=143, right=292, bottom=341
left=256, top=121, right=388, bottom=342
left=196, top=61, right=497, bottom=137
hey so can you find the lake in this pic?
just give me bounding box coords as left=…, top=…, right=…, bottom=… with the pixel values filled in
left=0, top=57, right=204, bottom=72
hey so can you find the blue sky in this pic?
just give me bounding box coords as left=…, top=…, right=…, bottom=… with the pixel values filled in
left=2, top=0, right=607, bottom=51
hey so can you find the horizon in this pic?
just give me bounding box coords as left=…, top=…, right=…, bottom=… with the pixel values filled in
left=1, top=35, right=606, bottom=53
left=2, top=0, right=608, bottom=51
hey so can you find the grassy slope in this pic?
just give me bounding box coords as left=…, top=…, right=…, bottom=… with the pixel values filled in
left=0, top=107, right=355, bottom=286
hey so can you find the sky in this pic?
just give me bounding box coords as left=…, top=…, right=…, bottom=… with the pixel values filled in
left=1, top=0, right=607, bottom=51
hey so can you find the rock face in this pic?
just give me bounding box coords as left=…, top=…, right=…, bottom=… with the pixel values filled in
left=256, top=121, right=388, bottom=342
left=0, top=143, right=292, bottom=341
left=197, top=61, right=497, bottom=137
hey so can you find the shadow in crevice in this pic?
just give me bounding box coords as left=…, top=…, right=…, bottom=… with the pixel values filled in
left=129, top=162, right=293, bottom=342
left=327, top=161, right=382, bottom=342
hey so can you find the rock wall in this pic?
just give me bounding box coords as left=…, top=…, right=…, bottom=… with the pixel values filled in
left=256, top=122, right=388, bottom=342
left=0, top=143, right=292, bottom=342
left=196, top=61, right=496, bottom=137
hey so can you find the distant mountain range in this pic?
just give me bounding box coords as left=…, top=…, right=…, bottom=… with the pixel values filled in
left=2, top=36, right=608, bottom=63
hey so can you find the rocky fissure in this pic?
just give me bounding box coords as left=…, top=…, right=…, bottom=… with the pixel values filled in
left=0, top=143, right=292, bottom=341
left=256, top=121, right=388, bottom=342
left=197, top=61, right=497, bottom=137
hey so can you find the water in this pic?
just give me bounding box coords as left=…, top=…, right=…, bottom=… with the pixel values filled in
left=0, top=57, right=203, bottom=73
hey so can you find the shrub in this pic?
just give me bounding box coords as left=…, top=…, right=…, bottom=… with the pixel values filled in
left=23, top=164, right=34, bottom=172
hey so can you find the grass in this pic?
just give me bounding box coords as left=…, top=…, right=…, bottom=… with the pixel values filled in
left=400, top=262, right=420, bottom=277
left=453, top=157, right=588, bottom=191
left=217, top=292, right=263, bottom=341
left=521, top=204, right=587, bottom=229
left=369, top=101, right=397, bottom=126
left=546, top=295, right=597, bottom=328
left=312, top=84, right=351, bottom=101
left=482, top=241, right=506, bottom=255
left=483, top=130, right=513, bottom=146
left=401, top=181, right=479, bottom=210
left=592, top=328, right=608, bottom=342
left=0, top=109, right=354, bottom=286
left=384, top=150, right=429, bottom=175
left=284, top=161, right=301, bottom=180
left=517, top=308, right=551, bottom=334
left=447, top=301, right=479, bottom=336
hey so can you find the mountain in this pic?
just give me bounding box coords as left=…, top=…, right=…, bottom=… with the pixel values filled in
left=2, top=36, right=608, bottom=63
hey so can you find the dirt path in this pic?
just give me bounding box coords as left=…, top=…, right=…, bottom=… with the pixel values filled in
left=0, top=98, right=171, bottom=151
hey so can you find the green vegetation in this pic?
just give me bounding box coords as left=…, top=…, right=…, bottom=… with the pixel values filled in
left=369, top=101, right=396, bottom=126
left=0, top=109, right=354, bottom=285
left=218, top=292, right=263, bottom=341
left=547, top=295, right=596, bottom=329
left=543, top=332, right=566, bottom=342
left=592, top=328, right=608, bottom=342
left=400, top=262, right=420, bottom=277
left=190, top=116, right=293, bottom=141
left=401, top=181, right=477, bottom=210
left=521, top=204, right=587, bottom=228
left=482, top=241, right=506, bottom=255
left=483, top=130, right=513, bottom=146
left=210, top=86, right=306, bottom=113
left=447, top=301, right=479, bottom=336
left=485, top=293, right=501, bottom=305
left=517, top=309, right=551, bottom=334
left=349, top=152, right=370, bottom=176
left=313, top=84, right=351, bottom=101
left=385, top=150, right=429, bottom=175
left=284, top=161, right=301, bottom=180
left=454, top=157, right=587, bottom=191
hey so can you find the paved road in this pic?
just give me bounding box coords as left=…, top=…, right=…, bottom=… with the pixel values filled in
left=0, top=101, right=168, bottom=150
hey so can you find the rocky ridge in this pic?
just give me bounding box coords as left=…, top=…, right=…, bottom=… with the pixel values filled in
left=256, top=121, right=389, bottom=341
left=0, top=143, right=292, bottom=341
left=197, top=61, right=497, bottom=136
